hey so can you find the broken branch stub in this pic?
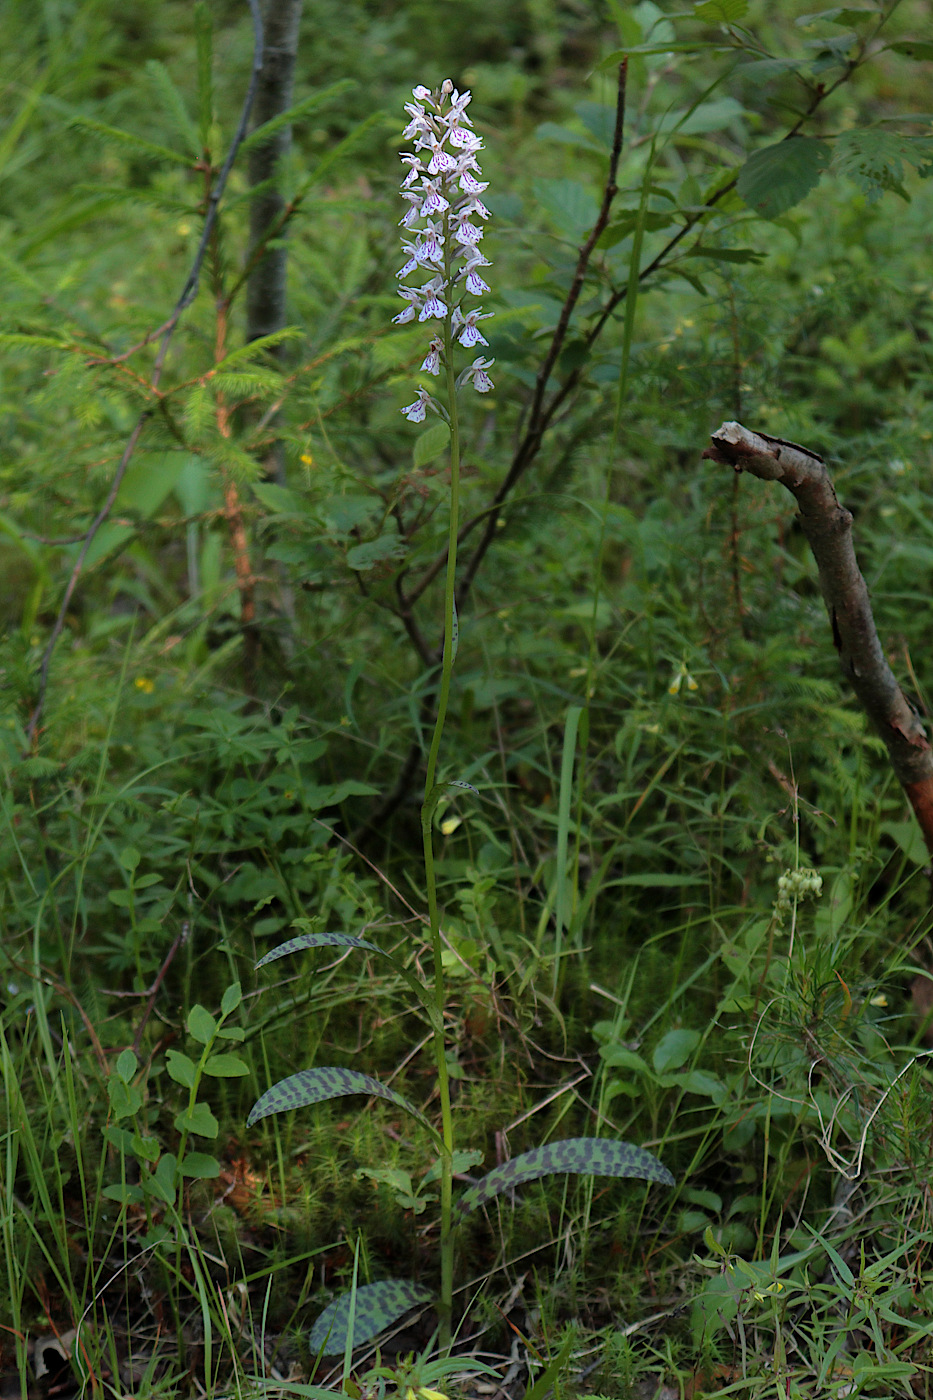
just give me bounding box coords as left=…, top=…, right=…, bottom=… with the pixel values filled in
left=703, top=420, right=933, bottom=859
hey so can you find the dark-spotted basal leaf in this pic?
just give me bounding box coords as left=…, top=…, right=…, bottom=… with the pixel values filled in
left=308, top=1279, right=432, bottom=1356
left=255, top=931, right=382, bottom=968
left=254, top=932, right=442, bottom=1032
left=246, top=1067, right=442, bottom=1148
left=737, top=137, right=830, bottom=217
left=456, top=1137, right=674, bottom=1215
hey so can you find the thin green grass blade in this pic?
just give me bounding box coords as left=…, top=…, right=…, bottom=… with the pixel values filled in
left=552, top=703, right=583, bottom=995
left=524, top=1328, right=576, bottom=1400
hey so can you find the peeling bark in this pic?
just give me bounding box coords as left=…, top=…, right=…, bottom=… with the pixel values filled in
left=703, top=420, right=933, bottom=859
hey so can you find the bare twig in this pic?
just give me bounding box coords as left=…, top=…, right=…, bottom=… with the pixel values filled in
left=453, top=59, right=630, bottom=613
left=703, top=420, right=933, bottom=858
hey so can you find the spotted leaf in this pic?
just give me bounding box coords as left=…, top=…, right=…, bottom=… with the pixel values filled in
left=254, top=931, right=442, bottom=1032
left=255, top=932, right=381, bottom=967
left=308, top=1279, right=432, bottom=1356
left=246, top=1067, right=442, bottom=1148
left=456, top=1137, right=674, bottom=1215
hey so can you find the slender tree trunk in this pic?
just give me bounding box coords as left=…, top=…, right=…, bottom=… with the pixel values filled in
left=703, top=420, right=933, bottom=858
left=246, top=0, right=303, bottom=487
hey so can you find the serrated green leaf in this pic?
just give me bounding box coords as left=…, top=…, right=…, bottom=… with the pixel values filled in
left=694, top=0, right=749, bottom=21
left=532, top=178, right=599, bottom=237
left=251, top=481, right=309, bottom=516
left=456, top=1138, right=674, bottom=1215
left=345, top=533, right=406, bottom=572
left=832, top=128, right=932, bottom=201
left=119, top=846, right=141, bottom=872
left=413, top=421, right=450, bottom=468
left=187, top=1004, right=217, bottom=1045
left=174, top=1101, right=219, bottom=1137
left=246, top=1068, right=442, bottom=1148
left=737, top=137, right=831, bottom=217
left=165, top=1050, right=197, bottom=1089
left=202, top=1052, right=249, bottom=1078
left=307, top=1280, right=432, bottom=1356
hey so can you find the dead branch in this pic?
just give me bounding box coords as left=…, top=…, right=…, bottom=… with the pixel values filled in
left=703, top=420, right=933, bottom=858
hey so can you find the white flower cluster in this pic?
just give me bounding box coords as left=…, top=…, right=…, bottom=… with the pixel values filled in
left=775, top=867, right=823, bottom=917
left=396, top=80, right=494, bottom=422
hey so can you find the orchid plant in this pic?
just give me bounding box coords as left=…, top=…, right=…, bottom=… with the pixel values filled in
left=247, top=80, right=674, bottom=1371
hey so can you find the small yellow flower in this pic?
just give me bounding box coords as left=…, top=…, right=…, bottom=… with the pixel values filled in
left=668, top=662, right=698, bottom=695
left=135, top=677, right=154, bottom=694
left=301, top=452, right=314, bottom=466
left=440, top=816, right=461, bottom=837
left=870, top=993, right=888, bottom=1008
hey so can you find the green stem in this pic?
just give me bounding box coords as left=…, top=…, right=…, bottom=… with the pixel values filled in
left=421, top=277, right=461, bottom=1354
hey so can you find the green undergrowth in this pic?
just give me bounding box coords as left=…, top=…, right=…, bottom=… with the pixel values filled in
left=4, top=0, right=933, bottom=1395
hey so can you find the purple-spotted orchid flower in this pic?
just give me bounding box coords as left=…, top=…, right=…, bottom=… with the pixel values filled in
left=396, top=80, right=494, bottom=418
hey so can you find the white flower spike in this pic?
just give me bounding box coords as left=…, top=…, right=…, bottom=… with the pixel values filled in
left=396, top=80, right=494, bottom=417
